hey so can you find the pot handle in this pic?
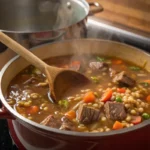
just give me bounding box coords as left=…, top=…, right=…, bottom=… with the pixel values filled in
left=88, top=2, right=104, bottom=15
left=0, top=105, right=15, bottom=119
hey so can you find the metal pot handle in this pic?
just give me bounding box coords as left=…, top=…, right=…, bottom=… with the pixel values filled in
left=88, top=2, right=103, bottom=15
left=0, top=105, right=15, bottom=119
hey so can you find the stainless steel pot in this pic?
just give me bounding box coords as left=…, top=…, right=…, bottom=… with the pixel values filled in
left=0, top=0, right=103, bottom=48
left=0, top=39, right=150, bottom=149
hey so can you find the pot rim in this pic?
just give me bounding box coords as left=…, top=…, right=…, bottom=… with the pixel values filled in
left=0, top=0, right=89, bottom=33
left=0, top=39, right=150, bottom=137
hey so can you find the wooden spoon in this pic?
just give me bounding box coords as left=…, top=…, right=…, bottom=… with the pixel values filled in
left=0, top=31, right=90, bottom=103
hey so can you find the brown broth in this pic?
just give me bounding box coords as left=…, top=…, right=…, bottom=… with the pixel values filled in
left=6, top=55, right=150, bottom=132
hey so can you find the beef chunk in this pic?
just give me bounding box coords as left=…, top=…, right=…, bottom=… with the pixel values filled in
left=77, top=104, right=101, bottom=124
left=104, top=102, right=127, bottom=121
left=113, top=71, right=136, bottom=86
left=40, top=115, right=61, bottom=128
left=41, top=115, right=76, bottom=131
left=60, top=116, right=76, bottom=131
left=89, top=62, right=108, bottom=71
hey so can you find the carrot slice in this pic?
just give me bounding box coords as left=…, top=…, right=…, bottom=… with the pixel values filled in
left=70, top=61, right=81, bottom=71
left=112, top=59, right=123, bottom=65
left=27, top=106, right=39, bottom=114
left=71, top=61, right=81, bottom=65
left=83, top=91, right=96, bottom=103
left=101, top=89, right=112, bottom=102
left=146, top=95, right=150, bottom=103
left=65, top=110, right=76, bottom=120
left=113, top=121, right=123, bottom=130
left=117, top=88, right=126, bottom=93
left=131, top=116, right=142, bottom=125
left=144, top=80, right=150, bottom=84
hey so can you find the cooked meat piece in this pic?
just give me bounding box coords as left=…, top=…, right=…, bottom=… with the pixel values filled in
left=113, top=71, right=136, bottom=86
left=77, top=104, right=101, bottom=124
left=109, top=68, right=117, bottom=77
left=89, top=62, right=108, bottom=71
left=40, top=115, right=61, bottom=128
left=104, top=102, right=127, bottom=121
left=60, top=116, right=76, bottom=131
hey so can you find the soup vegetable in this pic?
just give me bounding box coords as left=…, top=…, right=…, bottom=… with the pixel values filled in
left=6, top=55, right=150, bottom=133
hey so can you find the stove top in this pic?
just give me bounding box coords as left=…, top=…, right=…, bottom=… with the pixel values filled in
left=87, top=17, right=150, bottom=52
left=0, top=120, right=18, bottom=150
left=0, top=17, right=149, bottom=150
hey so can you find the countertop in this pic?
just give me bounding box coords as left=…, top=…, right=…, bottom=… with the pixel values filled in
left=87, top=0, right=150, bottom=35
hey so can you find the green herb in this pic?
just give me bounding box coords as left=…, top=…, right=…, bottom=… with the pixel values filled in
left=58, top=100, right=69, bottom=109
left=140, top=82, right=150, bottom=87
left=129, top=66, right=141, bottom=71
left=96, top=56, right=106, bottom=62
left=115, top=96, right=122, bottom=102
left=142, top=113, right=150, bottom=119
left=91, top=76, right=100, bottom=83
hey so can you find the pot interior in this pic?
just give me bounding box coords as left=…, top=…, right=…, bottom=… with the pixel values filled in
left=1, top=39, right=150, bottom=117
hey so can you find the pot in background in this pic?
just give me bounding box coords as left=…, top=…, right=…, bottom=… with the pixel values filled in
left=0, top=0, right=103, bottom=48
left=0, top=39, right=150, bottom=149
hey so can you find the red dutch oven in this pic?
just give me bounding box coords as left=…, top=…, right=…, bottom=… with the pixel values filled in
left=0, top=39, right=150, bottom=150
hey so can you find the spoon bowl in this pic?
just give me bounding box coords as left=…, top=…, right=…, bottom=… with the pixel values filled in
left=46, top=66, right=90, bottom=102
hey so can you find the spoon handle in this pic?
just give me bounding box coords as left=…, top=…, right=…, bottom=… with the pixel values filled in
left=0, top=31, right=47, bottom=72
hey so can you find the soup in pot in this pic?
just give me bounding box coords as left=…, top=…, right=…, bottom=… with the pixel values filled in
left=6, top=55, right=150, bottom=132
